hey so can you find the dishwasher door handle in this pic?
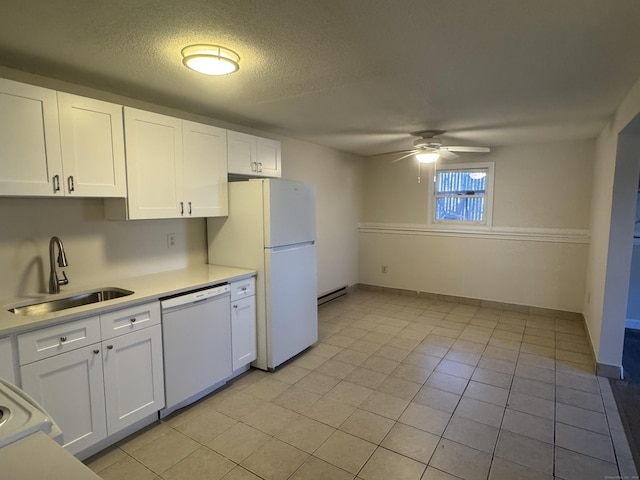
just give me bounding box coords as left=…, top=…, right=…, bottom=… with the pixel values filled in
left=160, top=284, right=231, bottom=310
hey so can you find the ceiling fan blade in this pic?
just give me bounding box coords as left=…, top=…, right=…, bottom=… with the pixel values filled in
left=391, top=150, right=420, bottom=163
left=368, top=148, right=415, bottom=158
left=439, top=146, right=490, bottom=153
left=438, top=150, right=459, bottom=160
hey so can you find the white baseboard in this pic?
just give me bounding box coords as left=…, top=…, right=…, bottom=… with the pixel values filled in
left=625, top=318, right=640, bottom=329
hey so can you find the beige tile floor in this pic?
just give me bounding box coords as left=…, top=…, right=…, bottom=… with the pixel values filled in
left=85, top=289, right=639, bottom=480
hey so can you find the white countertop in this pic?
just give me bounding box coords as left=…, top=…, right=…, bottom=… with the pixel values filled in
left=0, top=265, right=255, bottom=336
left=0, top=432, right=101, bottom=480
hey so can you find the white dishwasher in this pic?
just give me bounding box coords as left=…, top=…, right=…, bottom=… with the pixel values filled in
left=161, top=284, right=232, bottom=414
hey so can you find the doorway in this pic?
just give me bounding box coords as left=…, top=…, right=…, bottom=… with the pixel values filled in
left=623, top=175, right=640, bottom=379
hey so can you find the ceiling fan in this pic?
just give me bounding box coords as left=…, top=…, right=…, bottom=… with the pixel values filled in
left=390, top=130, right=490, bottom=164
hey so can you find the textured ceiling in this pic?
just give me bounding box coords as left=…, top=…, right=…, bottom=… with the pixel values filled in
left=1, top=0, right=640, bottom=156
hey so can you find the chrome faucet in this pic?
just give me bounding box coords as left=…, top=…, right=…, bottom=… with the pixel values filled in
left=49, top=236, right=69, bottom=294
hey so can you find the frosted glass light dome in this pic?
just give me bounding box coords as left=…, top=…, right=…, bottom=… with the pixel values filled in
left=415, top=152, right=440, bottom=163
left=182, top=45, right=240, bottom=75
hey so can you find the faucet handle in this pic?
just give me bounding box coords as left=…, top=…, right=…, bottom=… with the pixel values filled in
left=58, top=271, right=69, bottom=286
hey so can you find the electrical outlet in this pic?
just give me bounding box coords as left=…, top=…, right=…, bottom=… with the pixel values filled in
left=167, top=233, right=176, bottom=248
left=381, top=265, right=388, bottom=274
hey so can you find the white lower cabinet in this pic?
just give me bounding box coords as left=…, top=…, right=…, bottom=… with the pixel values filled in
left=17, top=301, right=163, bottom=456
left=103, top=324, right=164, bottom=434
left=20, top=343, right=107, bottom=455
left=231, top=296, right=257, bottom=370
left=230, top=278, right=257, bottom=371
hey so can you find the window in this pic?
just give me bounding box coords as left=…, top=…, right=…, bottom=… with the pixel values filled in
left=429, top=162, right=494, bottom=226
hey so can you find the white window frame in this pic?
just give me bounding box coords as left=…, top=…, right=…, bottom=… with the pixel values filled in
left=427, top=161, right=495, bottom=228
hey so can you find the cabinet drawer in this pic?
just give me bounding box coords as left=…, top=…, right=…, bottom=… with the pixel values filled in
left=18, top=316, right=101, bottom=365
left=100, top=301, right=160, bottom=340
left=230, top=277, right=255, bottom=302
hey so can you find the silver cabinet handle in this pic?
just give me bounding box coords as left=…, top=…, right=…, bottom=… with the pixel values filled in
left=68, top=176, right=75, bottom=192
left=180, top=202, right=184, bottom=216
left=53, top=175, right=61, bottom=193
left=107, top=345, right=113, bottom=350
left=188, top=201, right=192, bottom=215
left=233, top=304, right=238, bottom=309
left=251, top=161, right=258, bottom=172
left=130, top=318, right=136, bottom=323
left=60, top=336, right=67, bottom=342
left=258, top=162, right=263, bottom=172
left=93, top=349, right=100, bottom=355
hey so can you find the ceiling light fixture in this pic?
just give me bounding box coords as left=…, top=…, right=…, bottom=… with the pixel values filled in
left=181, top=44, right=240, bottom=75
left=469, top=172, right=487, bottom=180
left=415, top=152, right=440, bottom=163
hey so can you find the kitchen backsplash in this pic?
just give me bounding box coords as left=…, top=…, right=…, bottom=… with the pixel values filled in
left=0, top=197, right=207, bottom=298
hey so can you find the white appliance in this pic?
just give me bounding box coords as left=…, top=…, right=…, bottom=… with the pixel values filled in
left=160, top=284, right=232, bottom=414
left=207, top=178, right=318, bottom=370
left=0, top=378, right=102, bottom=480
left=0, top=377, right=62, bottom=448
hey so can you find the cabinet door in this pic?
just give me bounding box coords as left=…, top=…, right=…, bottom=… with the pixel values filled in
left=0, top=78, right=63, bottom=196
left=57, top=93, right=126, bottom=197
left=20, top=345, right=107, bottom=455
left=227, top=130, right=256, bottom=175
left=231, top=296, right=257, bottom=370
left=256, top=137, right=281, bottom=178
left=122, top=107, right=182, bottom=219
left=102, top=324, right=164, bottom=435
left=183, top=121, right=229, bottom=217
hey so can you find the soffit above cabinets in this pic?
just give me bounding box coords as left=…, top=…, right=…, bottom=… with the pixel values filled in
left=1, top=1, right=640, bottom=156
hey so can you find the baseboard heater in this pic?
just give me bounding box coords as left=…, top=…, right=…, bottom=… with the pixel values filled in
left=318, top=285, right=348, bottom=306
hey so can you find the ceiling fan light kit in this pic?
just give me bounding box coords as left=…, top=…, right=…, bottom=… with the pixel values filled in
left=415, top=152, right=440, bottom=163
left=181, top=44, right=240, bottom=75
left=387, top=130, right=490, bottom=165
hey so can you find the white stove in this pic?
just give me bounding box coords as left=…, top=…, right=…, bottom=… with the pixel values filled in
left=0, top=377, right=62, bottom=448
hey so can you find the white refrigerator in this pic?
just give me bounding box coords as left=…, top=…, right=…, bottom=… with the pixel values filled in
left=207, top=178, right=318, bottom=370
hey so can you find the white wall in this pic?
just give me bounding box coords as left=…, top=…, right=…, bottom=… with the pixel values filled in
left=279, top=138, right=364, bottom=295
left=0, top=198, right=206, bottom=299
left=0, top=67, right=364, bottom=300
left=360, top=141, right=593, bottom=312
left=585, top=71, right=640, bottom=370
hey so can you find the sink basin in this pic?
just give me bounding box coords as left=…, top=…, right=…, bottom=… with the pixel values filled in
left=8, top=288, right=134, bottom=316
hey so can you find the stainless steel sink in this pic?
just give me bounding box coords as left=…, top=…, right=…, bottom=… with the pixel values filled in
left=8, top=288, right=134, bottom=316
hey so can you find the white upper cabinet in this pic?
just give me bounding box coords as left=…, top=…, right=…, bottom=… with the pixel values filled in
left=57, top=93, right=126, bottom=197
left=227, top=131, right=256, bottom=176
left=106, top=107, right=228, bottom=220
left=119, top=107, right=183, bottom=219
left=0, top=79, right=126, bottom=198
left=227, top=130, right=281, bottom=178
left=256, top=137, right=281, bottom=177
left=183, top=121, right=228, bottom=217
left=0, top=78, right=63, bottom=196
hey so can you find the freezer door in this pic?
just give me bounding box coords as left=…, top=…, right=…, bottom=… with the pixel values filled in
left=265, top=243, right=318, bottom=368
left=264, top=179, right=316, bottom=248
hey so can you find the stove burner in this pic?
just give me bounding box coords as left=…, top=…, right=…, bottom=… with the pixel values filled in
left=0, top=406, right=7, bottom=428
